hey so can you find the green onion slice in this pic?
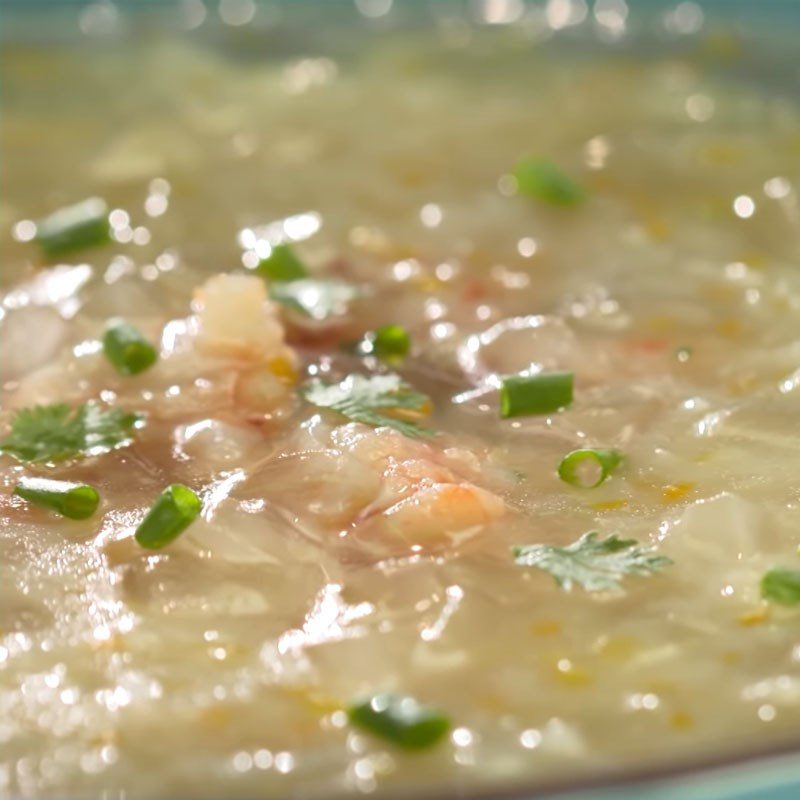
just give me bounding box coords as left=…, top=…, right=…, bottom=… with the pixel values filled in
left=357, top=324, right=411, bottom=362
left=513, top=158, right=584, bottom=206
left=348, top=693, right=451, bottom=750
left=255, top=243, right=309, bottom=282
left=14, top=476, right=100, bottom=520
left=558, top=448, right=622, bottom=489
left=761, top=568, right=800, bottom=606
left=134, top=484, right=201, bottom=550
left=34, top=197, right=111, bottom=257
left=103, top=319, right=158, bottom=376
left=500, top=372, right=573, bottom=418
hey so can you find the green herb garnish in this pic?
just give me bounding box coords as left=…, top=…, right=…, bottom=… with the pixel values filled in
left=558, top=448, right=622, bottom=489
left=103, top=319, right=158, bottom=376
left=34, top=197, right=111, bottom=257
left=134, top=484, right=202, bottom=550
left=255, top=243, right=309, bottom=282
left=348, top=693, right=451, bottom=750
left=301, top=373, right=433, bottom=438
left=513, top=532, right=672, bottom=593
left=357, top=324, right=412, bottom=363
left=270, top=279, right=360, bottom=321
left=500, top=372, right=573, bottom=418
left=761, top=568, right=800, bottom=606
left=14, top=476, right=100, bottom=520
left=0, top=402, right=143, bottom=464
left=513, top=158, right=585, bottom=206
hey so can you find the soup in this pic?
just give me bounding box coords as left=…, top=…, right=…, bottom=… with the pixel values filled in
left=2, top=3, right=800, bottom=798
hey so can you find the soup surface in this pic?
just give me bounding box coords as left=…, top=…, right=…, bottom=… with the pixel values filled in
left=2, top=4, right=800, bottom=798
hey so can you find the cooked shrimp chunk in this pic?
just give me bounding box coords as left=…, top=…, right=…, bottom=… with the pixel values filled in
left=260, top=421, right=507, bottom=554
left=193, top=273, right=294, bottom=365
left=381, top=481, right=506, bottom=541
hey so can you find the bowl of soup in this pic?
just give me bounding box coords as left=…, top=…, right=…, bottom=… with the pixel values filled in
left=2, top=1, right=800, bottom=798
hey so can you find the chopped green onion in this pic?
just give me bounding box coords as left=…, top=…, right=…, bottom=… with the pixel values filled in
left=348, top=693, right=451, bottom=750
left=34, top=197, right=111, bottom=257
left=513, top=158, right=584, bottom=206
left=134, top=484, right=201, bottom=550
left=372, top=324, right=411, bottom=361
left=761, top=568, right=800, bottom=606
left=14, top=476, right=100, bottom=520
left=500, top=372, right=573, bottom=418
left=558, top=448, right=622, bottom=489
left=255, top=243, right=309, bottom=282
left=357, top=324, right=411, bottom=362
left=103, top=319, right=158, bottom=376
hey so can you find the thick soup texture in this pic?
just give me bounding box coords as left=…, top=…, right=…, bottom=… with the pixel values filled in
left=2, top=7, right=800, bottom=799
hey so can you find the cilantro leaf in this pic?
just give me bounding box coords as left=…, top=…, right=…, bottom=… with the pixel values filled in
left=513, top=531, right=672, bottom=593
left=271, top=279, right=360, bottom=321
left=301, top=373, right=433, bottom=438
left=0, top=402, right=143, bottom=464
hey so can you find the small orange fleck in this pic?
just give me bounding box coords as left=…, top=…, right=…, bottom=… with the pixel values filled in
left=389, top=398, right=433, bottom=421
left=390, top=163, right=434, bottom=189
left=697, top=141, right=744, bottom=167
left=662, top=482, right=694, bottom=503
left=670, top=710, right=694, bottom=730
left=89, top=729, right=119, bottom=747
left=585, top=172, right=614, bottom=192
left=647, top=315, right=678, bottom=334
left=739, top=252, right=766, bottom=270
left=200, top=705, right=234, bottom=730
left=644, top=217, right=670, bottom=241
left=282, top=686, right=342, bottom=714
left=728, top=374, right=759, bottom=396
left=701, top=284, right=738, bottom=306
left=479, top=692, right=508, bottom=713
left=553, top=659, right=593, bottom=687
left=413, top=276, right=441, bottom=294
left=595, top=635, right=639, bottom=661
left=738, top=606, right=770, bottom=627
left=622, top=337, right=670, bottom=355
left=590, top=499, right=629, bottom=511
left=268, top=355, right=299, bottom=385
left=715, top=319, right=742, bottom=339
left=720, top=650, right=741, bottom=665
left=531, top=620, right=562, bottom=637
left=462, top=279, right=489, bottom=302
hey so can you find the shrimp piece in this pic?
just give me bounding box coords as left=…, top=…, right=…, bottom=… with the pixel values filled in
left=191, top=273, right=299, bottom=415
left=193, top=273, right=292, bottom=364
left=283, top=422, right=507, bottom=553
left=380, top=481, right=506, bottom=543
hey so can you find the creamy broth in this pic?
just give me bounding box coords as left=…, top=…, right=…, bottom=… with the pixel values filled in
left=2, top=4, right=800, bottom=798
